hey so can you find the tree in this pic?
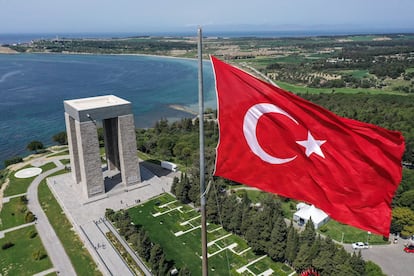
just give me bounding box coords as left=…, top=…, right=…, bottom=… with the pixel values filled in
left=178, top=265, right=191, bottom=276
left=149, top=243, right=164, bottom=274
left=170, top=176, right=179, bottom=195
left=301, top=219, right=316, bottom=246
left=348, top=251, right=365, bottom=275
left=268, top=215, right=287, bottom=261
left=312, top=236, right=336, bottom=275
left=27, top=140, right=44, bottom=153
left=397, top=190, right=414, bottom=210
left=52, top=131, right=67, bottom=145
left=292, top=244, right=313, bottom=272
left=4, top=156, right=23, bottom=167
left=392, top=207, right=414, bottom=237
left=285, top=222, right=299, bottom=264
left=365, top=261, right=386, bottom=276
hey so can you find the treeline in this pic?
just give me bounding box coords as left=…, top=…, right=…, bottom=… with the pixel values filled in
left=136, top=117, right=218, bottom=165
left=11, top=38, right=194, bottom=54
left=171, top=176, right=384, bottom=275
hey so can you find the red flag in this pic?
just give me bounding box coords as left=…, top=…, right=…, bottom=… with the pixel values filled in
left=211, top=56, right=405, bottom=237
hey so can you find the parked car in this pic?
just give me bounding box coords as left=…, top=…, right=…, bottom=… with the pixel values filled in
left=352, top=242, right=369, bottom=249
left=404, top=245, right=414, bottom=253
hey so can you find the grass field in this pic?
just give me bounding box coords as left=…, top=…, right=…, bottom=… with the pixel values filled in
left=38, top=174, right=102, bottom=276
left=0, top=197, right=28, bottom=230
left=318, top=220, right=388, bottom=245
left=128, top=193, right=295, bottom=275
left=3, top=162, right=56, bottom=197
left=3, top=166, right=37, bottom=197
left=0, top=225, right=53, bottom=276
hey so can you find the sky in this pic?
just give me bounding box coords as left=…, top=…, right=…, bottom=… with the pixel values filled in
left=1, top=0, right=414, bottom=34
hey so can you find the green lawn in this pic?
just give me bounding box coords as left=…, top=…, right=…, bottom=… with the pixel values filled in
left=128, top=193, right=294, bottom=275
left=3, top=166, right=37, bottom=197
left=4, top=163, right=56, bottom=197
left=0, top=197, right=28, bottom=230
left=0, top=225, right=53, bottom=276
left=40, top=162, right=57, bottom=172
left=60, top=159, right=70, bottom=165
left=38, top=173, right=101, bottom=276
left=318, top=220, right=388, bottom=245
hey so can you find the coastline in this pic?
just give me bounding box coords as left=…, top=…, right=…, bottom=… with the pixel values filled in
left=0, top=46, right=204, bottom=62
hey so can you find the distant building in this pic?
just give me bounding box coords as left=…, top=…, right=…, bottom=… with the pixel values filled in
left=293, top=203, right=330, bottom=229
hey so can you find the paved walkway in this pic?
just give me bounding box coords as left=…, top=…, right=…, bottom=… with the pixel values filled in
left=26, top=158, right=77, bottom=276
left=0, top=221, right=35, bottom=238
left=102, top=218, right=152, bottom=275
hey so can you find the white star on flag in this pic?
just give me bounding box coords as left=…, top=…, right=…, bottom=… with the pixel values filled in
left=296, top=131, right=326, bottom=158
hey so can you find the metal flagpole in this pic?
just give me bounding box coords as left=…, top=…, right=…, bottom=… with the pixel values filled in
left=198, top=26, right=208, bottom=276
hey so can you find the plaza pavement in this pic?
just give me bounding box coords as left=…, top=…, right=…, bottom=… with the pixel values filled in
left=47, top=162, right=175, bottom=276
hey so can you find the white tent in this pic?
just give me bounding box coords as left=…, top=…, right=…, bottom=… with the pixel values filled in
left=293, top=203, right=330, bottom=229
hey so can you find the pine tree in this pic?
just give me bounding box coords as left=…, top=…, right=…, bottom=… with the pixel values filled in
left=221, top=195, right=238, bottom=230
left=268, top=215, right=288, bottom=261
left=312, top=236, right=336, bottom=275
left=348, top=251, right=365, bottom=275
left=285, top=222, right=299, bottom=264
left=292, top=243, right=312, bottom=272
left=300, top=219, right=316, bottom=246
left=149, top=244, right=164, bottom=274
left=171, top=176, right=179, bottom=195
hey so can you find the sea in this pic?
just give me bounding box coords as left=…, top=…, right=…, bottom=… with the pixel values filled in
left=0, top=53, right=216, bottom=167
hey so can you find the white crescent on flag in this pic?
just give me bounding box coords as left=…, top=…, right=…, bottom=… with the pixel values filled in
left=243, top=103, right=298, bottom=164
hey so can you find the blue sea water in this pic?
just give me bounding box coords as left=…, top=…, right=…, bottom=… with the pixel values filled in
left=0, top=53, right=215, bottom=167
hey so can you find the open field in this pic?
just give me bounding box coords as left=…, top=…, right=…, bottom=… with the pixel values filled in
left=128, top=193, right=295, bottom=275
left=3, top=165, right=37, bottom=197
left=3, top=162, right=56, bottom=197
left=0, top=225, right=52, bottom=276
left=0, top=197, right=29, bottom=230
left=318, top=220, right=388, bottom=245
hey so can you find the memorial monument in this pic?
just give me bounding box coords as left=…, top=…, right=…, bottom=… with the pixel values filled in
left=64, top=95, right=140, bottom=199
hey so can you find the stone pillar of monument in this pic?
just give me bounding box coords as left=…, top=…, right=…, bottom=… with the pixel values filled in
left=65, top=113, right=81, bottom=184
left=118, top=114, right=140, bottom=186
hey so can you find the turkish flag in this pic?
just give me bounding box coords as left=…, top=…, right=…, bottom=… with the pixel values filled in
left=211, top=56, right=405, bottom=237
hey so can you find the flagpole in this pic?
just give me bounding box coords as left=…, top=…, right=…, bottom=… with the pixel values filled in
left=198, top=27, right=208, bottom=276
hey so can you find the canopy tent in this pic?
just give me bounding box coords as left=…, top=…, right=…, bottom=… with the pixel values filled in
left=293, top=203, right=330, bottom=229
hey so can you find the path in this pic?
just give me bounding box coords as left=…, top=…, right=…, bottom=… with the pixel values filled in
left=103, top=218, right=152, bottom=275
left=26, top=158, right=77, bottom=276
left=0, top=221, right=35, bottom=238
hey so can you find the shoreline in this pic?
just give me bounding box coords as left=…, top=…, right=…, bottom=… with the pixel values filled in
left=0, top=47, right=206, bottom=63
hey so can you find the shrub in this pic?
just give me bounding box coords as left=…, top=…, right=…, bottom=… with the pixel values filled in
left=20, top=195, right=28, bottom=204
left=25, top=211, right=36, bottom=223
left=29, top=230, right=38, bottom=239
left=2, top=241, right=14, bottom=250
left=4, top=156, right=23, bottom=167
left=32, top=249, right=47, bottom=260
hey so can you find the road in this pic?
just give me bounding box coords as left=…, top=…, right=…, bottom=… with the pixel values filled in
left=343, top=236, right=414, bottom=276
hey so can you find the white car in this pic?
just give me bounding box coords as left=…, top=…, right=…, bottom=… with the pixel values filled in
left=352, top=242, right=369, bottom=249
